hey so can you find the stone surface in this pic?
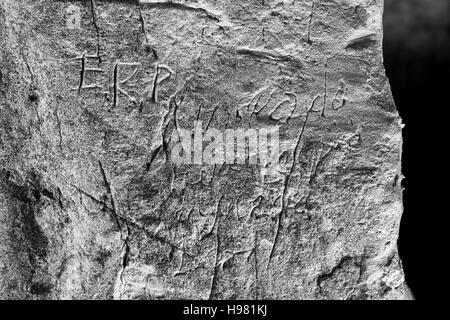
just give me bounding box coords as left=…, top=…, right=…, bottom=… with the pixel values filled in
left=0, top=0, right=411, bottom=299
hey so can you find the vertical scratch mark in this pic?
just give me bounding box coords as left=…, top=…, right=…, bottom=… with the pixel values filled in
left=138, top=5, right=149, bottom=43
left=113, top=62, right=119, bottom=107
left=151, top=66, right=160, bottom=103
left=99, top=161, right=121, bottom=231
left=90, top=0, right=102, bottom=63
left=24, top=59, right=34, bottom=83
left=205, top=105, right=219, bottom=131
left=196, top=104, right=202, bottom=121
left=322, top=59, right=328, bottom=118
left=307, top=1, right=316, bottom=45
left=253, top=230, right=259, bottom=299
left=55, top=108, right=63, bottom=152
left=99, top=160, right=131, bottom=296
left=78, top=51, right=86, bottom=93
left=138, top=4, right=159, bottom=60
left=266, top=95, right=320, bottom=270
left=209, top=223, right=221, bottom=300
left=208, top=196, right=224, bottom=300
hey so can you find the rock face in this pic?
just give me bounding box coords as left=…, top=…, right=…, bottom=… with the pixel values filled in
left=0, top=0, right=411, bottom=300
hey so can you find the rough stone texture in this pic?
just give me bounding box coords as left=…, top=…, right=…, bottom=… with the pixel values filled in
left=0, top=0, right=411, bottom=300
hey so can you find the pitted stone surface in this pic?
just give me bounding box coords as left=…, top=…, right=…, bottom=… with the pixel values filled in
left=0, top=0, right=410, bottom=299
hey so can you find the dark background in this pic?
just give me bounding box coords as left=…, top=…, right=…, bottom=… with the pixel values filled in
left=384, top=0, right=448, bottom=300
